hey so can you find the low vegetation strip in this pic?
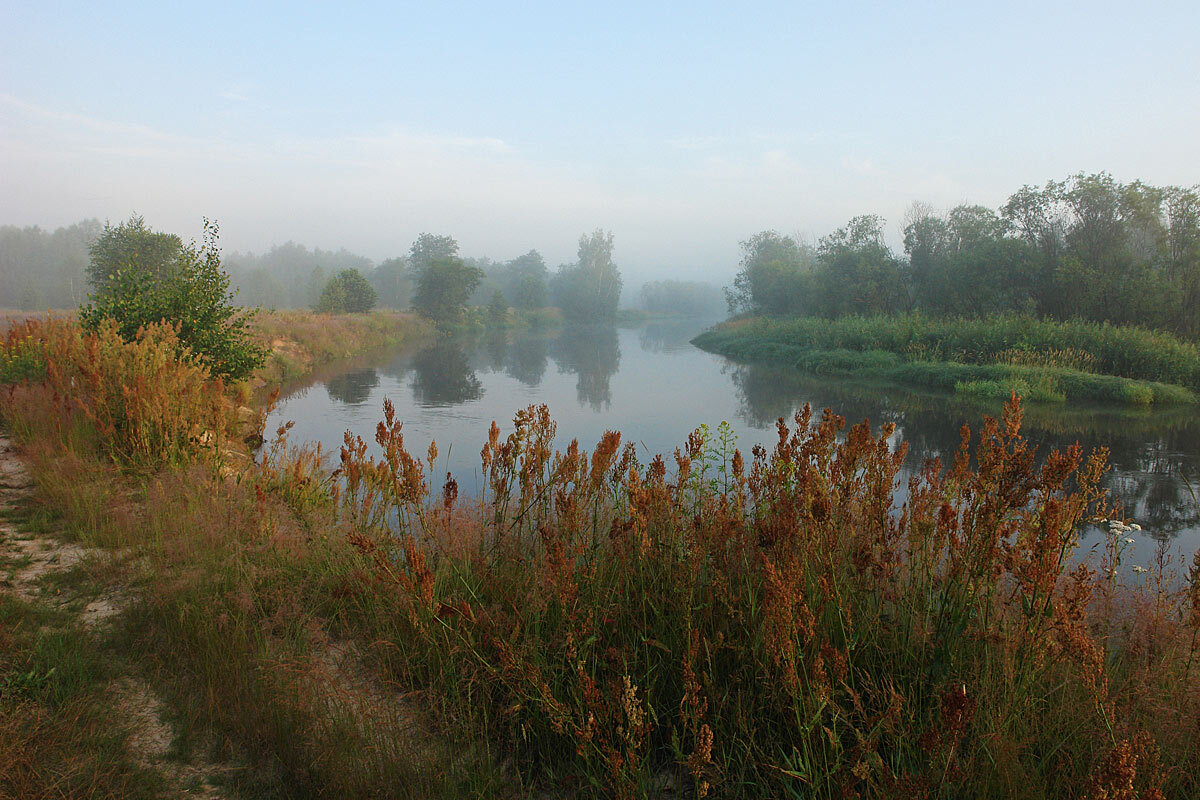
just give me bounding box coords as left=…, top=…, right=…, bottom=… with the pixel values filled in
left=692, top=314, right=1200, bottom=405
left=252, top=309, right=433, bottom=384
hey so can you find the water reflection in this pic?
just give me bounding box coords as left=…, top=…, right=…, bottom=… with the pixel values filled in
left=269, top=321, right=1200, bottom=566
left=412, top=340, right=483, bottom=406
left=324, top=367, right=379, bottom=405
left=729, top=362, right=1200, bottom=541
left=550, top=324, right=620, bottom=410
left=505, top=331, right=548, bottom=386
left=482, top=330, right=507, bottom=372
left=637, top=318, right=719, bottom=354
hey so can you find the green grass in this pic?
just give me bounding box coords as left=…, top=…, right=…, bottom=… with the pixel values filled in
left=693, top=314, right=1200, bottom=406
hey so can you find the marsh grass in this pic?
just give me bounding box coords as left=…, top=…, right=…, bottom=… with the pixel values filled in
left=252, top=309, right=432, bottom=385
left=694, top=314, right=1200, bottom=406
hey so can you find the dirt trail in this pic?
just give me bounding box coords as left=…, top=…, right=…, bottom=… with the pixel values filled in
left=0, top=435, right=233, bottom=798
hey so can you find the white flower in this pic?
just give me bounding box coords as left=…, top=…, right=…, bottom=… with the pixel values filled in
left=1124, top=537, right=1134, bottom=544
left=1132, top=565, right=1148, bottom=574
left=1130, top=523, right=1142, bottom=531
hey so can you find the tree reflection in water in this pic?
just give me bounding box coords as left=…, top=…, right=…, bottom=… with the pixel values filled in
left=411, top=340, right=483, bottom=407
left=550, top=324, right=620, bottom=410
left=323, top=368, right=379, bottom=405
left=728, top=362, right=1200, bottom=537
left=504, top=331, right=548, bottom=386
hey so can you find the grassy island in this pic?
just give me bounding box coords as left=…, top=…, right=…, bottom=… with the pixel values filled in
left=693, top=314, right=1200, bottom=407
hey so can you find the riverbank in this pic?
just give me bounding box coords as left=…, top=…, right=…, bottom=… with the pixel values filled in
left=693, top=314, right=1200, bottom=406
left=252, top=309, right=433, bottom=385
left=2, top=315, right=1199, bottom=798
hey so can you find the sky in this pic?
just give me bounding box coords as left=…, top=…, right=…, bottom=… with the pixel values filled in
left=3, top=0, right=1199, bottom=284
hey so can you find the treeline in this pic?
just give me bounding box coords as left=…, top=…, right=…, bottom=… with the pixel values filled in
left=0, top=220, right=99, bottom=308
left=729, top=172, right=1200, bottom=337
left=5, top=215, right=715, bottom=322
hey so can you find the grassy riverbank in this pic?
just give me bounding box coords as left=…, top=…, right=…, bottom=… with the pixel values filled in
left=252, top=309, right=433, bottom=385
left=3, top=314, right=1200, bottom=798
left=693, top=314, right=1200, bottom=406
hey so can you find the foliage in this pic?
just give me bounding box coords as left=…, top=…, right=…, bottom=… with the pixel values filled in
left=724, top=230, right=814, bottom=315
left=225, top=242, right=372, bottom=309
left=86, top=214, right=183, bottom=297
left=409, top=232, right=460, bottom=273
left=501, top=250, right=549, bottom=309
left=315, top=268, right=378, bottom=313
left=370, top=256, right=412, bottom=309
left=79, top=220, right=265, bottom=381
left=412, top=257, right=485, bottom=324
left=0, top=319, right=47, bottom=383
left=486, top=290, right=508, bottom=326
left=552, top=229, right=623, bottom=320
left=724, top=173, right=1200, bottom=338
left=3, top=318, right=239, bottom=468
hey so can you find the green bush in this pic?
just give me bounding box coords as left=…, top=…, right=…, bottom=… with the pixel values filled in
left=79, top=220, right=265, bottom=381
left=315, top=268, right=378, bottom=313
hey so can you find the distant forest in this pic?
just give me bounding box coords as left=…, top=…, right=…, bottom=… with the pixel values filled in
left=6, top=171, right=1194, bottom=333
left=0, top=222, right=724, bottom=318
left=729, top=172, right=1200, bottom=337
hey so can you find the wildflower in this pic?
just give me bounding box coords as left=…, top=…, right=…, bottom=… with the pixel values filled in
left=1132, top=565, right=1147, bottom=574
left=1124, top=537, right=1134, bottom=544
left=1130, top=523, right=1142, bottom=531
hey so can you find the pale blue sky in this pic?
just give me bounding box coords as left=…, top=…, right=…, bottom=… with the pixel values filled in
left=2, top=1, right=1198, bottom=282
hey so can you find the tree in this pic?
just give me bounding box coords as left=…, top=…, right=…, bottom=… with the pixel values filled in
left=87, top=214, right=183, bottom=296
left=725, top=231, right=814, bottom=315
left=552, top=229, right=622, bottom=320
left=79, top=219, right=265, bottom=380
left=370, top=257, right=412, bottom=308
left=412, top=257, right=484, bottom=323
left=816, top=215, right=908, bottom=316
left=502, top=250, right=549, bottom=309
left=409, top=233, right=459, bottom=274
left=316, top=268, right=377, bottom=313
left=487, top=289, right=509, bottom=326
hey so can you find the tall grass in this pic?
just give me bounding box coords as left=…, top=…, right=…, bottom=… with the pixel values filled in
left=253, top=309, right=432, bottom=384
left=336, top=399, right=1200, bottom=798
left=2, top=317, right=240, bottom=469
left=694, top=314, right=1200, bottom=406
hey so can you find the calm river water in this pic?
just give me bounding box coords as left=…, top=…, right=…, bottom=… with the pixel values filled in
left=267, top=319, right=1200, bottom=573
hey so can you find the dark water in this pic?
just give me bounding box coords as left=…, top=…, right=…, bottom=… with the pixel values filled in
left=267, top=319, right=1200, bottom=574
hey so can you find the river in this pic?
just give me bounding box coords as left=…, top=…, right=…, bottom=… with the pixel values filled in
left=266, top=318, right=1200, bottom=575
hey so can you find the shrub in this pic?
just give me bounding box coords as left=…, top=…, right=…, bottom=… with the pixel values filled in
left=79, top=220, right=265, bottom=381
left=3, top=319, right=238, bottom=469
left=315, top=268, right=378, bottom=314
left=486, top=290, right=508, bottom=327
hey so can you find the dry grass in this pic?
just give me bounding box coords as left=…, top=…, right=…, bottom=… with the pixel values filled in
left=252, top=309, right=432, bottom=385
